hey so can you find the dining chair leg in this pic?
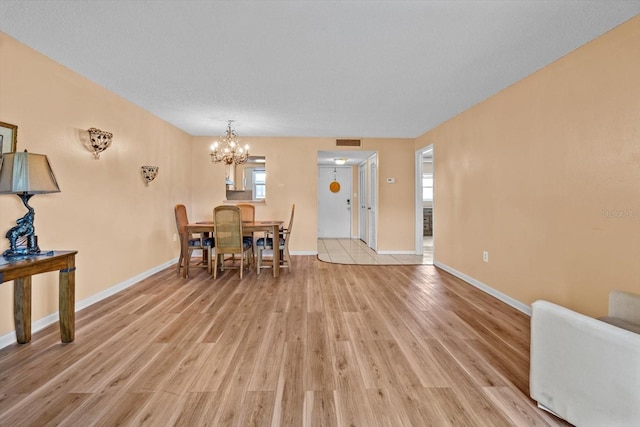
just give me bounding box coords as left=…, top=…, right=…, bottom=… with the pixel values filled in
left=210, top=248, right=217, bottom=276
left=177, top=251, right=183, bottom=276
left=185, top=248, right=193, bottom=278
left=206, top=247, right=212, bottom=274
left=282, top=248, right=291, bottom=270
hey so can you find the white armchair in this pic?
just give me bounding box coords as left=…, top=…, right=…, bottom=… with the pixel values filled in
left=529, top=290, right=640, bottom=427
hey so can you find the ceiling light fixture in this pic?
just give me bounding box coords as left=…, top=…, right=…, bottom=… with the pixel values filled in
left=334, top=158, right=347, bottom=165
left=210, top=120, right=249, bottom=165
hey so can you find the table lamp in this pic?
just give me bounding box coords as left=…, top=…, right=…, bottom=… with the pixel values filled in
left=0, top=150, right=60, bottom=257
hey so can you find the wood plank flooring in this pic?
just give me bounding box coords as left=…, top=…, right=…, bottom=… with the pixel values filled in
left=0, top=256, right=569, bottom=426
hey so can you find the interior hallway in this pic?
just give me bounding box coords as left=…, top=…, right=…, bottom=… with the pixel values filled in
left=317, top=236, right=433, bottom=265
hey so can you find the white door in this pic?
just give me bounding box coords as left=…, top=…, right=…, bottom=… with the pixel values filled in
left=358, top=162, right=367, bottom=242
left=318, top=166, right=352, bottom=238
left=368, top=154, right=377, bottom=250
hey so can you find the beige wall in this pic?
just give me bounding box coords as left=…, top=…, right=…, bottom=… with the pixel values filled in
left=416, top=16, right=640, bottom=317
left=190, top=137, right=416, bottom=253
left=0, top=33, right=192, bottom=336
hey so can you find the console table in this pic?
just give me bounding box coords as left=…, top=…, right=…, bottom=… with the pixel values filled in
left=0, top=250, right=77, bottom=344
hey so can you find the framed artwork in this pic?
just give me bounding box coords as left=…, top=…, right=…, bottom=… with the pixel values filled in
left=0, top=121, right=18, bottom=158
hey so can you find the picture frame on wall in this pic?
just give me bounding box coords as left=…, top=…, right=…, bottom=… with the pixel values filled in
left=0, top=121, right=18, bottom=158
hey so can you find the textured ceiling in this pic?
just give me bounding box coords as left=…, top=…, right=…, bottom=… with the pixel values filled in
left=1, top=1, right=639, bottom=138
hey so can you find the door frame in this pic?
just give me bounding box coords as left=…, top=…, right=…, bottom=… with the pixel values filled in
left=368, top=153, right=378, bottom=251
left=415, top=145, right=434, bottom=255
left=358, top=161, right=367, bottom=243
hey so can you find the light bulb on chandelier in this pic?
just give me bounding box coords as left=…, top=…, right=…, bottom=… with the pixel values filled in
left=210, top=120, right=250, bottom=165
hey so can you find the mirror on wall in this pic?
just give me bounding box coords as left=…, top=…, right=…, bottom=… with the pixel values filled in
left=0, top=121, right=18, bottom=158
left=225, top=156, right=266, bottom=201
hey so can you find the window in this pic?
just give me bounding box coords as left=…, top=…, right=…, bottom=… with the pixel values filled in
left=253, top=169, right=266, bottom=199
left=422, top=173, right=433, bottom=201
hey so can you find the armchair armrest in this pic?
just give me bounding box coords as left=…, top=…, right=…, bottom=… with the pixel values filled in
left=530, top=300, right=640, bottom=427
left=609, top=290, right=640, bottom=324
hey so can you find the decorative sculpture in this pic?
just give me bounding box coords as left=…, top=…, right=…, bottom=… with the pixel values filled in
left=4, top=195, right=38, bottom=256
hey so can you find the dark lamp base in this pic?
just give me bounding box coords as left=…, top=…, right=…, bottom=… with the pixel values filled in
left=2, top=249, right=54, bottom=258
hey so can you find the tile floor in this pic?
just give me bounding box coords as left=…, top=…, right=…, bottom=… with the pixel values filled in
left=317, top=236, right=433, bottom=265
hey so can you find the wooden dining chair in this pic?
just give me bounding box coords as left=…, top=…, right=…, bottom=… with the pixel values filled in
left=213, top=205, right=253, bottom=279
left=236, top=203, right=256, bottom=262
left=174, top=204, right=214, bottom=278
left=236, top=203, right=255, bottom=223
left=256, top=204, right=294, bottom=275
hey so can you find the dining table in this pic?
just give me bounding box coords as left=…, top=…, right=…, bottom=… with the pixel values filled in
left=184, top=220, right=284, bottom=278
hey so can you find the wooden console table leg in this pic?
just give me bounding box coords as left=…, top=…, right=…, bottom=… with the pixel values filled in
left=59, top=266, right=76, bottom=343
left=14, top=276, right=32, bottom=344
left=272, top=226, right=280, bottom=278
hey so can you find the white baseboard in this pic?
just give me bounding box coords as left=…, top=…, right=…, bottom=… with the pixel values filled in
left=377, top=250, right=416, bottom=255
left=434, top=261, right=532, bottom=316
left=0, top=311, right=62, bottom=350
left=291, top=251, right=318, bottom=256
left=0, top=258, right=178, bottom=350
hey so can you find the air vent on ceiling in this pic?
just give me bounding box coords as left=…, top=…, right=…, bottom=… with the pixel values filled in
left=336, top=139, right=361, bottom=147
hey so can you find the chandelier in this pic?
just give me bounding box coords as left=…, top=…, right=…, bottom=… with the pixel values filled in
left=209, top=120, right=250, bottom=165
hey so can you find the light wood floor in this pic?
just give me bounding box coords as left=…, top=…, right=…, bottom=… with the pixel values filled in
left=0, top=257, right=568, bottom=426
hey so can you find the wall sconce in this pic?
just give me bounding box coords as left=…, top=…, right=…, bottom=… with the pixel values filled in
left=141, top=165, right=159, bottom=186
left=87, top=127, right=113, bottom=159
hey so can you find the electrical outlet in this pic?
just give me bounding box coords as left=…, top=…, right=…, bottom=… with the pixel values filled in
left=173, top=233, right=177, bottom=242
left=483, top=251, right=489, bottom=262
